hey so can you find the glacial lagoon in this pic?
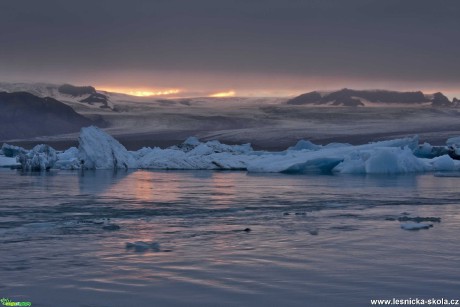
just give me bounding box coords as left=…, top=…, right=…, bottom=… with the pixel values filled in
left=1, top=169, right=459, bottom=306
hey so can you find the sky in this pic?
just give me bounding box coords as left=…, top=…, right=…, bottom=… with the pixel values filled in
left=0, top=0, right=459, bottom=98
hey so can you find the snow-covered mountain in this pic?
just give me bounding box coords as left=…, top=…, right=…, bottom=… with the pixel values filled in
left=0, top=82, right=114, bottom=110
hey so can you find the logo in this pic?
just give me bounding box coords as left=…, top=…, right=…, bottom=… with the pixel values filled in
left=0, top=297, right=32, bottom=306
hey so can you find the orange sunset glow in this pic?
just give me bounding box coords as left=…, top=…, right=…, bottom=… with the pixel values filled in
left=209, top=90, right=236, bottom=97
left=99, top=87, right=181, bottom=97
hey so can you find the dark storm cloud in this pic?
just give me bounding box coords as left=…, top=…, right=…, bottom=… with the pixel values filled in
left=0, top=0, right=459, bottom=89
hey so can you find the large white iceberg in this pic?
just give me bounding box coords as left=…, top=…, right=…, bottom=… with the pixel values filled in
left=3, top=126, right=460, bottom=174
left=78, top=126, right=137, bottom=169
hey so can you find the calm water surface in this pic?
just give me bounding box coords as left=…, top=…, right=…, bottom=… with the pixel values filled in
left=0, top=169, right=459, bottom=306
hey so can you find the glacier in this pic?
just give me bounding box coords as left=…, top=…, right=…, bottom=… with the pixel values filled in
left=2, top=125, right=460, bottom=174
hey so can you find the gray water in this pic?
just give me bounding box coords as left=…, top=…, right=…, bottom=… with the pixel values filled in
left=0, top=169, right=459, bottom=307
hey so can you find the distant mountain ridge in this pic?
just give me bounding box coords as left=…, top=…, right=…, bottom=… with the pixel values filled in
left=0, top=91, right=103, bottom=140
left=286, top=89, right=456, bottom=107
left=0, top=82, right=113, bottom=109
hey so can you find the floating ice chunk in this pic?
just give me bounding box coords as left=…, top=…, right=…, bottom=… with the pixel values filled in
left=183, top=136, right=201, bottom=147
left=102, top=224, right=121, bottom=231
left=92, top=218, right=112, bottom=225
left=413, top=142, right=449, bottom=159
left=0, top=155, right=20, bottom=168
left=335, top=146, right=427, bottom=174
left=287, top=140, right=321, bottom=151
left=172, top=137, right=201, bottom=152
left=400, top=222, right=433, bottom=230
left=204, top=140, right=253, bottom=154
left=323, top=142, right=352, bottom=149
left=398, top=216, right=441, bottom=223
left=446, top=136, right=460, bottom=147
left=446, top=137, right=460, bottom=160
left=333, top=151, right=368, bottom=174
left=126, top=241, right=160, bottom=252
left=283, top=157, right=343, bottom=173
left=414, top=142, right=431, bottom=159
left=137, top=148, right=252, bottom=170
left=364, top=147, right=426, bottom=174
left=1, top=143, right=27, bottom=157
left=55, top=147, right=81, bottom=170
left=78, top=126, right=137, bottom=169
left=131, top=146, right=159, bottom=160
left=247, top=151, right=343, bottom=173
left=188, top=143, right=214, bottom=156
left=248, top=136, right=420, bottom=173
left=150, top=242, right=161, bottom=252
left=365, top=149, right=399, bottom=174
left=17, top=144, right=57, bottom=171
left=431, top=155, right=455, bottom=171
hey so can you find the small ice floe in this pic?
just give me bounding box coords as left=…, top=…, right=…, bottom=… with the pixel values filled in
left=126, top=241, right=161, bottom=252
left=102, top=224, right=121, bottom=231
left=400, top=222, right=433, bottom=231
left=62, top=217, right=120, bottom=231
left=398, top=216, right=441, bottom=223
left=93, top=218, right=112, bottom=225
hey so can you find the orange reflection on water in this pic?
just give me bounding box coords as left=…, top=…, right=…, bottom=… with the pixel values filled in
left=104, top=170, right=182, bottom=203
left=208, top=172, right=237, bottom=206
left=132, top=171, right=183, bottom=203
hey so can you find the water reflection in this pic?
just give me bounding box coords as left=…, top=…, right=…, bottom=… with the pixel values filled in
left=78, top=169, right=131, bottom=195
left=96, top=170, right=241, bottom=205
left=107, top=170, right=183, bottom=202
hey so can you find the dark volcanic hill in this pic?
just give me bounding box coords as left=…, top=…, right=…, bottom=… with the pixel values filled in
left=0, top=91, right=98, bottom=140
left=58, top=84, right=110, bottom=108
left=58, top=84, right=97, bottom=96
left=286, top=89, right=452, bottom=107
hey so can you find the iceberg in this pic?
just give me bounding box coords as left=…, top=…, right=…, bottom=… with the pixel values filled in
left=400, top=222, right=433, bottom=230
left=0, top=155, right=20, bottom=168
left=3, top=126, right=460, bottom=175
left=246, top=136, right=419, bottom=173
left=287, top=140, right=322, bottom=151
left=334, top=147, right=427, bottom=174
left=1, top=143, right=27, bottom=157
left=54, top=147, right=81, bottom=170
left=78, top=126, right=137, bottom=169
left=17, top=144, right=57, bottom=171
left=126, top=241, right=161, bottom=252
